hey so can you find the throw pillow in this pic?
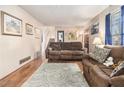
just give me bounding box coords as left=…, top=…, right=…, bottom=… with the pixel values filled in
left=89, top=46, right=111, bottom=63
left=110, top=61, right=124, bottom=77
left=103, top=57, right=114, bottom=67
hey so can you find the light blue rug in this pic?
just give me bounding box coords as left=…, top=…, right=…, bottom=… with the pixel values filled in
left=22, top=63, right=89, bottom=87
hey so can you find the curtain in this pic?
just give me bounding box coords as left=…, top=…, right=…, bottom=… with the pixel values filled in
left=105, top=13, right=112, bottom=45
left=121, top=5, right=124, bottom=45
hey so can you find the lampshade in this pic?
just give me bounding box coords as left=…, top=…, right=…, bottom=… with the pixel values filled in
left=93, top=37, right=102, bottom=45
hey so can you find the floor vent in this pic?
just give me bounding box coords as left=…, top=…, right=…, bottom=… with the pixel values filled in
left=19, top=56, right=31, bottom=64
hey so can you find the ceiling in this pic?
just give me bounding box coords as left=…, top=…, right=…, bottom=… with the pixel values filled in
left=20, top=5, right=108, bottom=26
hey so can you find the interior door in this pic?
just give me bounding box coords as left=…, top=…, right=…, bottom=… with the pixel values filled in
left=57, top=31, right=64, bottom=42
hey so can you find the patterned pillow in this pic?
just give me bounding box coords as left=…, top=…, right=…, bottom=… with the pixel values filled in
left=110, top=61, right=124, bottom=77
left=89, top=46, right=111, bottom=63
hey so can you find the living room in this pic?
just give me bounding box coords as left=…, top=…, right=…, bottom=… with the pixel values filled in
left=0, top=1, right=124, bottom=92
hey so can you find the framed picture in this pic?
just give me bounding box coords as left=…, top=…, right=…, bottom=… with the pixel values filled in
left=34, top=28, right=41, bottom=39
left=91, top=22, right=99, bottom=35
left=1, top=11, right=22, bottom=36
left=26, top=23, right=33, bottom=35
left=68, top=32, right=77, bottom=40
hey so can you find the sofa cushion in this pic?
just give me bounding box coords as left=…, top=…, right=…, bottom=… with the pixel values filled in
left=49, top=55, right=60, bottom=60
left=61, top=42, right=72, bottom=50
left=71, top=42, right=82, bottom=50
left=60, top=55, right=82, bottom=60
left=61, top=42, right=82, bottom=50
left=89, top=46, right=111, bottom=63
left=60, top=50, right=84, bottom=55
left=49, top=50, right=60, bottom=55
left=99, top=67, right=113, bottom=76
left=110, top=61, right=124, bottom=77
left=50, top=42, right=61, bottom=50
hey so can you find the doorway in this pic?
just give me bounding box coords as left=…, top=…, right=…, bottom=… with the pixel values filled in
left=57, top=31, right=64, bottom=42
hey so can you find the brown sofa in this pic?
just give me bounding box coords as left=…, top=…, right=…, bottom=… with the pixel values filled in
left=46, top=42, right=85, bottom=61
left=82, top=46, right=124, bottom=87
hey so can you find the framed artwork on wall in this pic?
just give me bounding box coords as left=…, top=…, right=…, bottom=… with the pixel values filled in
left=34, top=28, right=41, bottom=39
left=26, top=23, right=33, bottom=35
left=1, top=11, right=22, bottom=36
left=91, top=22, right=99, bottom=35
left=68, top=32, right=77, bottom=40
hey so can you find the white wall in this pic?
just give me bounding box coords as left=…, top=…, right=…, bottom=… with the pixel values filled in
left=0, top=5, right=44, bottom=79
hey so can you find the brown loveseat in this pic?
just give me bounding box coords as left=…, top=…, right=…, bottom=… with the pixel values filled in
left=82, top=46, right=124, bottom=87
left=46, top=42, right=85, bottom=61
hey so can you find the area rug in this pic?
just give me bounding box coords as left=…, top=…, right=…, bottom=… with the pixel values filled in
left=22, top=63, right=89, bottom=87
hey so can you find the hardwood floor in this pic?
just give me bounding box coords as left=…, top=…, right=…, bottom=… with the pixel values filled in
left=0, top=59, right=83, bottom=87
left=0, top=58, right=42, bottom=87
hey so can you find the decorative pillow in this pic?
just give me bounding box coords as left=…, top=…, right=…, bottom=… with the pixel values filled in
left=89, top=46, right=111, bottom=63
left=103, top=57, right=114, bottom=67
left=110, top=61, right=124, bottom=77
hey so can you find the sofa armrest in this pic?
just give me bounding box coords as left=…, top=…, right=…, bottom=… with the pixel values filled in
left=91, top=65, right=111, bottom=87
left=45, top=46, right=52, bottom=58
left=111, top=75, right=124, bottom=87
left=82, top=53, right=91, bottom=60
left=45, top=47, right=49, bottom=58
left=81, top=48, right=87, bottom=53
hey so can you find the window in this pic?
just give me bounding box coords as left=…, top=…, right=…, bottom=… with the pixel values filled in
left=111, top=10, right=121, bottom=45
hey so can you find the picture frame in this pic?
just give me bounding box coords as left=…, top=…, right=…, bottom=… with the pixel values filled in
left=68, top=32, right=77, bottom=40
left=26, top=23, right=33, bottom=35
left=34, top=27, right=41, bottom=39
left=1, top=11, right=22, bottom=36
left=91, top=22, right=99, bottom=35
